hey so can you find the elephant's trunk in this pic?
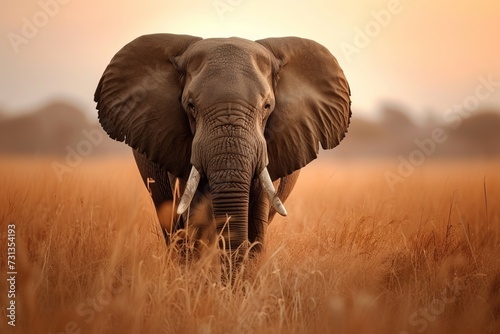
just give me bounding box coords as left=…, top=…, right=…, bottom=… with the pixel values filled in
left=209, top=170, right=251, bottom=255
left=202, top=111, right=261, bottom=261
left=210, top=174, right=250, bottom=252
left=180, top=104, right=286, bottom=265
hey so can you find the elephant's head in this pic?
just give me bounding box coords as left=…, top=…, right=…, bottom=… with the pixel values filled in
left=95, top=34, right=351, bottom=255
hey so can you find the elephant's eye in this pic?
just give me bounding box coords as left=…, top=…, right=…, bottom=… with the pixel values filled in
left=187, top=99, right=196, bottom=113
left=264, top=103, right=271, bottom=110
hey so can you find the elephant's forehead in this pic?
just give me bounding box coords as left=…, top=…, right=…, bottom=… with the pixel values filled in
left=186, top=38, right=271, bottom=66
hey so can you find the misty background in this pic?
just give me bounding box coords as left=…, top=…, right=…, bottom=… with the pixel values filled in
left=1, top=0, right=499, bottom=160
left=0, top=100, right=498, bottom=159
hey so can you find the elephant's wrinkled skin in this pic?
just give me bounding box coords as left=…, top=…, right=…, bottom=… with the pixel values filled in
left=95, top=34, right=351, bottom=260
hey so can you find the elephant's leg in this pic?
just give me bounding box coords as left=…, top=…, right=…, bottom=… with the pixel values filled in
left=132, top=149, right=174, bottom=207
left=248, top=180, right=270, bottom=254
left=248, top=169, right=301, bottom=254
left=132, top=149, right=178, bottom=242
left=268, top=170, right=301, bottom=223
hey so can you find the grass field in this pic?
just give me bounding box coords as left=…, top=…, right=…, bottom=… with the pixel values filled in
left=1, top=156, right=499, bottom=334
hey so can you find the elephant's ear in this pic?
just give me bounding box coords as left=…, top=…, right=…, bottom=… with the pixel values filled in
left=256, top=37, right=351, bottom=180
left=95, top=34, right=202, bottom=178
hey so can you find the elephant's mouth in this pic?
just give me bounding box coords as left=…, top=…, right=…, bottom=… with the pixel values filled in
left=176, top=165, right=287, bottom=217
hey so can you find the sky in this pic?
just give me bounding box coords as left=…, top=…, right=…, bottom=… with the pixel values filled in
left=1, top=0, right=499, bottom=122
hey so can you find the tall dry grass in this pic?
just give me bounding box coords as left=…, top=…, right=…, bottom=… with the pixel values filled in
left=0, top=156, right=499, bottom=334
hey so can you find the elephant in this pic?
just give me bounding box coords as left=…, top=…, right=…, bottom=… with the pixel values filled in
left=94, top=33, right=351, bottom=262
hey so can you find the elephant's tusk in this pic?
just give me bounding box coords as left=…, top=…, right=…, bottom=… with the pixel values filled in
left=177, top=166, right=201, bottom=215
left=259, top=167, right=287, bottom=217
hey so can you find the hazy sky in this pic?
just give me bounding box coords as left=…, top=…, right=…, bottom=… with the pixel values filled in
left=1, top=0, right=499, bottom=121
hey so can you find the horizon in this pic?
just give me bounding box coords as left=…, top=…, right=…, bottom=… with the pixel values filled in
left=1, top=97, right=499, bottom=161
left=1, top=97, right=500, bottom=126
